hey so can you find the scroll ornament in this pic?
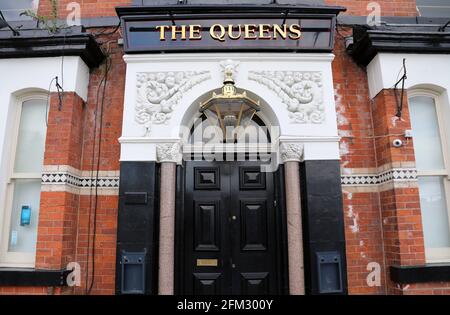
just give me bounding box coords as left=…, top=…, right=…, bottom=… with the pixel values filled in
left=249, top=71, right=324, bottom=124
left=136, top=71, right=211, bottom=136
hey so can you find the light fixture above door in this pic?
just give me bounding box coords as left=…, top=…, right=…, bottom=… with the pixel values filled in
left=199, top=68, right=260, bottom=141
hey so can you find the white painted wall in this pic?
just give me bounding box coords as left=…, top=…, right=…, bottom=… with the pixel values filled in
left=367, top=53, right=450, bottom=99
left=120, top=53, right=341, bottom=162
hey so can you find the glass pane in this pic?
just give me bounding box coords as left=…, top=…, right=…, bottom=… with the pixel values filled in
left=8, top=179, right=42, bottom=253
left=418, top=176, right=450, bottom=248
left=0, top=0, right=38, bottom=21
left=14, top=99, right=47, bottom=174
left=409, top=96, right=445, bottom=171
left=417, top=0, right=450, bottom=17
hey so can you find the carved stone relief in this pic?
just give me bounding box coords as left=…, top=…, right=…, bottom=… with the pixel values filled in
left=249, top=71, right=324, bottom=124
left=136, top=71, right=211, bottom=136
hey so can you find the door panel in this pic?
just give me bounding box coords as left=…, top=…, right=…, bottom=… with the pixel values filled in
left=183, top=160, right=282, bottom=295
left=194, top=201, right=221, bottom=251
left=240, top=200, right=268, bottom=251
left=193, top=273, right=222, bottom=295
left=240, top=272, right=269, bottom=295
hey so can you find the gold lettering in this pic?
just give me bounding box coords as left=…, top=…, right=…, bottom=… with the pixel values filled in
left=273, top=24, right=287, bottom=39
left=158, top=23, right=300, bottom=42
left=210, top=24, right=226, bottom=41
left=171, top=25, right=187, bottom=40
left=288, top=24, right=302, bottom=40
left=189, top=24, right=202, bottom=40
left=227, top=24, right=242, bottom=40
left=244, top=24, right=257, bottom=39
left=156, top=25, right=170, bottom=41
left=258, top=24, right=272, bottom=39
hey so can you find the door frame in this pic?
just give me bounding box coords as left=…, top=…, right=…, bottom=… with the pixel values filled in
left=174, top=159, right=289, bottom=294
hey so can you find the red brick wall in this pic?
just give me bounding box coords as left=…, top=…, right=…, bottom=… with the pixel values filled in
left=326, top=0, right=418, bottom=16
left=343, top=191, right=386, bottom=294
left=0, top=32, right=124, bottom=295
left=371, top=90, right=416, bottom=167
left=73, top=195, right=118, bottom=295
left=333, top=27, right=377, bottom=171
left=38, top=0, right=132, bottom=18
left=334, top=34, right=450, bottom=294
left=80, top=36, right=125, bottom=172
left=44, top=93, right=84, bottom=168
left=333, top=27, right=387, bottom=294
left=37, top=1, right=418, bottom=18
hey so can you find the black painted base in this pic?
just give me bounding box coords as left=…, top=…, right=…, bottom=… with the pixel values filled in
left=300, top=160, right=348, bottom=295
left=115, top=162, right=160, bottom=295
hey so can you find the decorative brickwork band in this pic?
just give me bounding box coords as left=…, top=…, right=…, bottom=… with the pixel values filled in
left=341, top=168, right=417, bottom=186
left=40, top=166, right=119, bottom=195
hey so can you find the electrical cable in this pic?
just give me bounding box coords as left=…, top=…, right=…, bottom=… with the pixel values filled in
left=0, top=10, right=20, bottom=36
left=393, top=58, right=407, bottom=118
left=438, top=20, right=450, bottom=32
left=45, top=77, right=57, bottom=127
left=91, top=22, right=121, bottom=37
left=335, top=23, right=351, bottom=40
left=85, top=52, right=111, bottom=295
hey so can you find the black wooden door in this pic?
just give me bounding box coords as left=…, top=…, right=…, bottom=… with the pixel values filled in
left=182, top=160, right=282, bottom=295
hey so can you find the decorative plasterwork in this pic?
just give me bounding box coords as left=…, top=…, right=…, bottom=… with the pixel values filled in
left=136, top=71, right=211, bottom=136
left=280, top=143, right=304, bottom=163
left=248, top=71, right=324, bottom=124
left=220, top=59, right=240, bottom=77
left=156, top=143, right=182, bottom=163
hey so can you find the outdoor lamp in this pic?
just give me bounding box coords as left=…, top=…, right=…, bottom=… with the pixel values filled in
left=199, top=68, right=260, bottom=141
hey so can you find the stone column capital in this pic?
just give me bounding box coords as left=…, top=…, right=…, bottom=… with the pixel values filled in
left=280, top=142, right=304, bottom=163
left=156, top=142, right=182, bottom=163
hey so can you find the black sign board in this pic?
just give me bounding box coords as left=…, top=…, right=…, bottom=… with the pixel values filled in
left=116, top=5, right=345, bottom=53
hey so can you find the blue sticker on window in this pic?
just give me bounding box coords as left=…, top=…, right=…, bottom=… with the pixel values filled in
left=20, top=205, right=31, bottom=226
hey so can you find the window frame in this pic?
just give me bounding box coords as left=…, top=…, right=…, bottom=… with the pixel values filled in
left=0, top=92, right=48, bottom=268
left=408, top=89, right=450, bottom=263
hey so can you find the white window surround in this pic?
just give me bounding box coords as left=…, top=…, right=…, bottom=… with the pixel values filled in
left=408, top=89, right=450, bottom=263
left=0, top=92, right=47, bottom=268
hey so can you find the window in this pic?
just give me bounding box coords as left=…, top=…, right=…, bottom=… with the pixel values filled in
left=409, top=91, right=450, bottom=263
left=0, top=1, right=38, bottom=21
left=0, top=94, right=47, bottom=267
left=416, top=0, right=450, bottom=18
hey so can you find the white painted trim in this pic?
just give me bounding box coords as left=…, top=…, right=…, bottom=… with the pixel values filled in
left=367, top=53, right=450, bottom=99
left=124, top=53, right=335, bottom=64
left=118, top=137, right=181, bottom=144
left=408, top=89, right=450, bottom=263
left=0, top=56, right=89, bottom=100
left=0, top=92, right=48, bottom=267
left=426, top=248, right=450, bottom=264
